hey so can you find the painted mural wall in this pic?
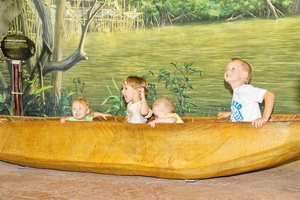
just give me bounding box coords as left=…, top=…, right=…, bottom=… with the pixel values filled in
left=0, top=0, right=299, bottom=117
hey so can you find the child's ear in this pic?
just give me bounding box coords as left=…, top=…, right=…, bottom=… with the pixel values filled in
left=241, top=71, right=249, bottom=79
left=163, top=110, right=170, bottom=116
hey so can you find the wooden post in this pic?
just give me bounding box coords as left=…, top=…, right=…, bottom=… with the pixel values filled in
left=11, top=60, right=24, bottom=116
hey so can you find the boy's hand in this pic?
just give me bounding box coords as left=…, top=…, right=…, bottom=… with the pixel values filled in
left=137, top=87, right=146, bottom=99
left=137, top=87, right=151, bottom=116
left=0, top=119, right=7, bottom=124
left=148, top=121, right=156, bottom=128
left=252, top=117, right=268, bottom=129
left=99, top=113, right=112, bottom=120
left=93, top=112, right=112, bottom=120
left=60, top=118, right=67, bottom=124
left=217, top=112, right=231, bottom=119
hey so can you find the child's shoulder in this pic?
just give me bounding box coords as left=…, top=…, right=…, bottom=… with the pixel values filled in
left=240, top=84, right=267, bottom=96
left=241, top=84, right=254, bottom=89
left=130, top=101, right=142, bottom=106
left=241, top=84, right=265, bottom=91
left=86, top=115, right=94, bottom=121
left=168, top=113, right=183, bottom=123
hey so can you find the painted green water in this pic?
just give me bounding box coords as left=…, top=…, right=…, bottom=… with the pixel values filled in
left=62, top=16, right=300, bottom=115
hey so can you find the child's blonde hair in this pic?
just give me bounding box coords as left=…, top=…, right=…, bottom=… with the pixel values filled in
left=231, top=58, right=252, bottom=83
left=123, top=75, right=148, bottom=94
left=153, top=97, right=174, bottom=113
left=73, top=97, right=90, bottom=111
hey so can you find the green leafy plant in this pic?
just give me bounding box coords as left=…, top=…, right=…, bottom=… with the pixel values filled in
left=73, top=77, right=86, bottom=98
left=22, top=70, right=75, bottom=116
left=23, top=85, right=54, bottom=113
left=0, top=88, right=13, bottom=115
left=143, top=71, right=157, bottom=107
left=21, top=70, right=53, bottom=116
left=157, top=62, right=202, bottom=116
left=101, top=77, right=126, bottom=116
left=23, top=88, right=75, bottom=117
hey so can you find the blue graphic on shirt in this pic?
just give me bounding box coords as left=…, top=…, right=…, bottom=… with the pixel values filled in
left=231, top=100, right=243, bottom=122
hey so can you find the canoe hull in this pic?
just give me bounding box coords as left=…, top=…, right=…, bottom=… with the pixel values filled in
left=0, top=115, right=300, bottom=179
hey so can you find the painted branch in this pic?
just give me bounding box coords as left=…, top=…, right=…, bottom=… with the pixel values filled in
left=30, top=0, right=53, bottom=79
left=226, top=13, right=245, bottom=22
left=246, top=11, right=256, bottom=18
left=42, top=49, right=87, bottom=75
left=264, top=0, right=279, bottom=19
left=30, top=0, right=106, bottom=77
left=41, top=0, right=106, bottom=75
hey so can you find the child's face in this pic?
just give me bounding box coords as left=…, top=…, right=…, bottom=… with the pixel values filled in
left=153, top=105, right=168, bottom=119
left=72, top=101, right=90, bottom=121
left=224, top=61, right=247, bottom=85
left=122, top=83, right=139, bottom=103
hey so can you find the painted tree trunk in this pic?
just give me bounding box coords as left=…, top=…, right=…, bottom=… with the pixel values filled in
left=16, top=0, right=34, bottom=72
left=51, top=0, right=67, bottom=99
left=292, top=0, right=300, bottom=14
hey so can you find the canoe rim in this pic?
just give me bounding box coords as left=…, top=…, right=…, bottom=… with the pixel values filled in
left=0, top=114, right=299, bottom=123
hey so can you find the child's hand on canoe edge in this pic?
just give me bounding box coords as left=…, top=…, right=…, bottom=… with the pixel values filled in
left=0, top=118, right=8, bottom=124
left=252, top=117, right=269, bottom=129
left=217, top=112, right=231, bottom=119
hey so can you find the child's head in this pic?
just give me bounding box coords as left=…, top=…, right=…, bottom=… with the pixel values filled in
left=122, top=76, right=148, bottom=92
left=225, top=58, right=252, bottom=85
left=122, top=76, right=148, bottom=103
left=152, top=97, right=174, bottom=118
left=71, top=97, right=90, bottom=120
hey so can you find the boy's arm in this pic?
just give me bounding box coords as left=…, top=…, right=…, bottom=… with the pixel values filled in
left=93, top=112, right=112, bottom=120
left=148, top=117, right=177, bottom=128
left=138, top=88, right=151, bottom=116
left=252, top=90, right=275, bottom=128
left=217, top=111, right=231, bottom=119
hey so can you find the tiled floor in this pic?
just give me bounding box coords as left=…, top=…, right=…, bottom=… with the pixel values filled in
left=0, top=159, right=299, bottom=200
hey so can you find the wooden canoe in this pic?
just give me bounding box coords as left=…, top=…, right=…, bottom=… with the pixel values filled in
left=0, top=114, right=299, bottom=179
